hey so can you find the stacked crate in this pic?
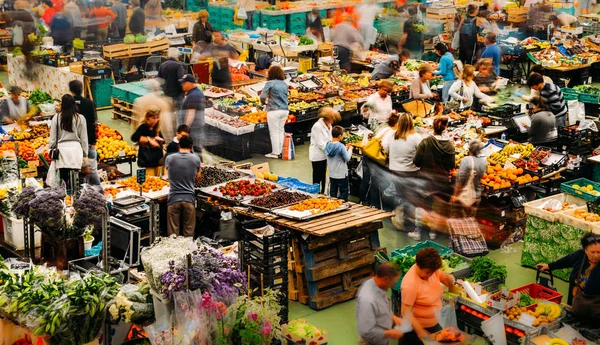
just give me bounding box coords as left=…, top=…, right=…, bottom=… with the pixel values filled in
left=507, top=6, right=528, bottom=23
left=241, top=220, right=290, bottom=323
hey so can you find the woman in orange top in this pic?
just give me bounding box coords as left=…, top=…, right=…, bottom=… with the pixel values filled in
left=41, top=0, right=56, bottom=25
left=400, top=248, right=456, bottom=345
left=89, top=0, right=116, bottom=42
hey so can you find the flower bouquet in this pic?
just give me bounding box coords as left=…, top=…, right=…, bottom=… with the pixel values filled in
left=108, top=283, right=154, bottom=324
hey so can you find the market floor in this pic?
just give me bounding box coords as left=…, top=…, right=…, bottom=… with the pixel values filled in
left=93, top=107, right=571, bottom=344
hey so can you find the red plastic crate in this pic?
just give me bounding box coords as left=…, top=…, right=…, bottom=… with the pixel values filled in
left=510, top=283, right=563, bottom=308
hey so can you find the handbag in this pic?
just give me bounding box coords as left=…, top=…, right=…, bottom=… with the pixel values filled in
left=447, top=216, right=488, bottom=257
left=137, top=144, right=164, bottom=167
left=572, top=259, right=600, bottom=321
left=457, top=156, right=478, bottom=207
left=362, top=136, right=387, bottom=166
left=49, top=116, right=60, bottom=161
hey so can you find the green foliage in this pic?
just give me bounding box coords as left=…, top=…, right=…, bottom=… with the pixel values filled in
left=470, top=257, right=507, bottom=282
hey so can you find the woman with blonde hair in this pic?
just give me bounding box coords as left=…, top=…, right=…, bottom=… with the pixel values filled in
left=410, top=64, right=435, bottom=100
left=310, top=107, right=341, bottom=193
left=131, top=106, right=165, bottom=176
left=192, top=10, right=216, bottom=44
left=448, top=64, right=494, bottom=107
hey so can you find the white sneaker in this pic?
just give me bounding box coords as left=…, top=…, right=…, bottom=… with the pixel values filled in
left=429, top=232, right=437, bottom=240
left=391, top=206, right=404, bottom=231
left=407, top=231, right=422, bottom=241
left=265, top=153, right=279, bottom=159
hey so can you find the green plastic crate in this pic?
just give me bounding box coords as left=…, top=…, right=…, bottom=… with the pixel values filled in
left=111, top=84, right=129, bottom=102
left=560, top=178, right=600, bottom=202
left=90, top=78, right=113, bottom=108
left=579, top=92, right=599, bottom=104
left=390, top=241, right=453, bottom=291
left=561, top=88, right=579, bottom=101
left=252, top=12, right=261, bottom=30
left=593, top=163, right=600, bottom=183
left=262, top=14, right=286, bottom=30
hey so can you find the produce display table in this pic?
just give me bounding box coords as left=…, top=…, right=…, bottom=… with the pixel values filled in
left=7, top=55, right=84, bottom=100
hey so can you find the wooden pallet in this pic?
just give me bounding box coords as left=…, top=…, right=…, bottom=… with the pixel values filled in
left=508, top=14, right=528, bottom=23
left=427, top=12, right=455, bottom=22
left=288, top=238, right=309, bottom=304
left=111, top=98, right=134, bottom=123
left=103, top=38, right=170, bottom=59
left=298, top=221, right=386, bottom=310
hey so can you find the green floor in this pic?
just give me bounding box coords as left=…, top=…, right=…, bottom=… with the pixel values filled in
left=93, top=108, right=570, bottom=344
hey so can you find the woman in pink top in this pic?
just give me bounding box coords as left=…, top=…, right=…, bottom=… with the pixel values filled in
left=400, top=248, right=456, bottom=345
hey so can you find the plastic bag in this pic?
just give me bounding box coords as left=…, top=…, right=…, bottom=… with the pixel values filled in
left=45, top=160, right=61, bottom=187
left=451, top=31, right=460, bottom=50
left=282, top=133, right=295, bottom=160
left=237, top=6, right=248, bottom=20
left=567, top=100, right=585, bottom=125
left=579, top=118, right=598, bottom=132
left=538, top=199, right=563, bottom=211
left=438, top=305, right=458, bottom=328
left=13, top=25, right=23, bottom=46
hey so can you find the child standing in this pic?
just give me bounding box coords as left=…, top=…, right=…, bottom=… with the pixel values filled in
left=325, top=126, right=353, bottom=201
left=166, top=124, right=191, bottom=156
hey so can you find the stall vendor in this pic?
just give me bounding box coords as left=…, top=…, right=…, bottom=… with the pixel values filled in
left=473, top=58, right=497, bottom=94
left=526, top=73, right=568, bottom=127
left=448, top=65, right=493, bottom=108
left=537, top=233, right=600, bottom=324
left=371, top=50, right=412, bottom=81
left=0, top=86, right=31, bottom=123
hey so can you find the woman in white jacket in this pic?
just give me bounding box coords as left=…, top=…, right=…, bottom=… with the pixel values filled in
left=310, top=108, right=340, bottom=194
left=448, top=64, right=494, bottom=108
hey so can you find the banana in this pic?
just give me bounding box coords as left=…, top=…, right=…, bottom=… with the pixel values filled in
left=548, top=338, right=569, bottom=345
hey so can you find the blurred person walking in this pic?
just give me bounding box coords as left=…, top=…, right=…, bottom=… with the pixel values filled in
left=450, top=140, right=486, bottom=217
left=89, top=0, right=116, bottom=43
left=49, top=94, right=88, bottom=187
left=260, top=66, right=289, bottom=159
left=191, top=10, right=216, bottom=45
left=306, top=8, right=324, bottom=43
left=128, top=0, right=145, bottom=35
left=132, top=79, right=174, bottom=144
left=458, top=4, right=478, bottom=65
left=357, top=0, right=380, bottom=49
left=399, top=6, right=424, bottom=60
left=64, top=0, right=84, bottom=39
left=310, top=107, right=340, bottom=194
left=157, top=48, right=185, bottom=107
left=69, top=80, right=100, bottom=187
left=179, top=74, right=206, bottom=158
left=0, top=86, right=31, bottom=123
left=208, top=32, right=239, bottom=90
left=5, top=0, right=36, bottom=45
left=331, top=16, right=364, bottom=72
left=238, top=0, right=256, bottom=30
left=131, top=106, right=164, bottom=176
left=41, top=0, right=56, bottom=26
left=111, top=0, right=127, bottom=38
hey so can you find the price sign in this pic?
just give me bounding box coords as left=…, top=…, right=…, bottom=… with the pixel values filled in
left=137, top=168, right=147, bottom=184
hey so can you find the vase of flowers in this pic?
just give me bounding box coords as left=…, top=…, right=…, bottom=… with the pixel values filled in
left=83, top=227, right=94, bottom=251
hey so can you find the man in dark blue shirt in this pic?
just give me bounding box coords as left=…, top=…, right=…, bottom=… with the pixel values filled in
left=179, top=74, right=206, bottom=157
left=481, top=32, right=502, bottom=76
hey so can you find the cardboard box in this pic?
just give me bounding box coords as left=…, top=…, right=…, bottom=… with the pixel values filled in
left=487, top=290, right=520, bottom=311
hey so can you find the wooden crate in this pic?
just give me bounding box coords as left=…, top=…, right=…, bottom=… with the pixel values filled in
left=427, top=12, right=455, bottom=22
left=111, top=98, right=134, bottom=123
left=298, top=222, right=385, bottom=310
left=288, top=238, right=309, bottom=304
left=103, top=38, right=170, bottom=59
left=508, top=14, right=528, bottom=23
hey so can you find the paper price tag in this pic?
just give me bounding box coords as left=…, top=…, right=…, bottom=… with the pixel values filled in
left=118, top=151, right=125, bottom=157
left=502, top=287, right=509, bottom=298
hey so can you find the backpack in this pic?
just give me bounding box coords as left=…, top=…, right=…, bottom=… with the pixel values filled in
left=453, top=60, right=464, bottom=79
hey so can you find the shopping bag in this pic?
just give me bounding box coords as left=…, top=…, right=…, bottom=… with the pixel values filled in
left=13, top=25, right=23, bottom=46
left=362, top=137, right=387, bottom=165
left=567, top=100, right=584, bottom=125
left=237, top=6, right=248, bottom=20
left=282, top=133, right=295, bottom=160
left=451, top=31, right=460, bottom=50
left=45, top=160, right=61, bottom=187
left=447, top=217, right=488, bottom=257
left=218, top=211, right=240, bottom=240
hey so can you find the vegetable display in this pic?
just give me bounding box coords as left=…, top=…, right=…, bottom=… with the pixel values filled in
left=518, top=293, right=536, bottom=307
left=404, top=59, right=422, bottom=72
left=298, top=36, right=314, bottom=46
left=470, top=257, right=508, bottom=282
left=390, top=254, right=416, bottom=274
left=342, top=134, right=363, bottom=145
left=27, top=89, right=53, bottom=105
left=196, top=166, right=242, bottom=188
left=574, top=84, right=600, bottom=95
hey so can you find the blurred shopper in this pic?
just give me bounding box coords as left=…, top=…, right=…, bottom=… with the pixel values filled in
left=5, top=1, right=36, bottom=45
left=450, top=140, right=486, bottom=217
left=331, top=16, right=364, bottom=72
left=131, top=106, right=164, bottom=176
left=64, top=0, right=84, bottom=39
left=526, top=72, right=568, bottom=127
left=158, top=48, right=185, bottom=103
left=521, top=65, right=553, bottom=102
left=49, top=94, right=88, bottom=186
left=356, top=263, right=412, bottom=344
left=480, top=32, right=501, bottom=76
left=523, top=97, right=558, bottom=146
left=192, top=10, right=216, bottom=45
left=260, top=66, right=289, bottom=159
left=0, top=86, right=31, bottom=123
left=360, top=114, right=399, bottom=208
left=401, top=248, right=456, bottom=345
left=89, top=0, right=116, bottom=43
left=383, top=113, right=422, bottom=231
left=448, top=65, right=494, bottom=108
left=433, top=43, right=456, bottom=102
left=128, top=0, right=145, bottom=35
left=358, top=0, right=380, bottom=49
left=413, top=116, right=455, bottom=240
left=50, top=12, right=73, bottom=47
left=363, top=80, right=393, bottom=129
left=310, top=107, right=340, bottom=194
left=371, top=50, right=411, bottom=81
left=473, top=59, right=497, bottom=94
left=410, top=65, right=435, bottom=100
left=112, top=0, right=127, bottom=38
left=326, top=126, right=353, bottom=201
left=166, top=135, right=201, bottom=237
left=52, top=0, right=64, bottom=12
left=132, top=79, right=173, bottom=143
left=238, top=0, right=255, bottom=30
left=41, top=0, right=56, bottom=25
left=180, top=74, right=206, bottom=157
left=458, top=4, right=478, bottom=65
left=69, top=80, right=100, bottom=187
left=306, top=8, right=324, bottom=43
left=144, top=0, right=162, bottom=30
left=400, top=6, right=423, bottom=60
left=209, top=32, right=239, bottom=89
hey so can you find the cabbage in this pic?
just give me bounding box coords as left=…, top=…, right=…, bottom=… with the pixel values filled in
left=135, top=34, right=147, bottom=43
left=124, top=34, right=135, bottom=44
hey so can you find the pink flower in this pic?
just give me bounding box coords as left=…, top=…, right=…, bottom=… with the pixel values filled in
left=216, top=302, right=227, bottom=315
left=249, top=312, right=258, bottom=322
left=261, top=321, right=272, bottom=336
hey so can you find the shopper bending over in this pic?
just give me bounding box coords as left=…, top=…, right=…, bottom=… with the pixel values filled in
left=448, top=64, right=494, bottom=108
left=326, top=126, right=353, bottom=201
left=523, top=97, right=557, bottom=146
left=526, top=72, right=568, bottom=127
left=0, top=86, right=30, bottom=123
left=371, top=49, right=412, bottom=81
left=401, top=248, right=456, bottom=345
left=520, top=65, right=553, bottom=102
left=410, top=65, right=436, bottom=100
left=166, top=135, right=201, bottom=237
left=451, top=139, right=486, bottom=217
left=473, top=59, right=497, bottom=95
left=537, top=233, right=600, bottom=324
left=131, top=106, right=164, bottom=176
left=310, top=107, right=340, bottom=194
left=49, top=94, right=88, bottom=187
left=261, top=66, right=289, bottom=159
left=331, top=16, right=364, bottom=72
left=433, top=43, right=455, bottom=103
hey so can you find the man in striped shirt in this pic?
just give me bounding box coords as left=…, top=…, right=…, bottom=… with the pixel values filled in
left=527, top=73, right=568, bottom=127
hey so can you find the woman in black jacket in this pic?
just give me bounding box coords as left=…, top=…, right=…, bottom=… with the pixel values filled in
left=192, top=10, right=216, bottom=45
left=537, top=233, right=600, bottom=324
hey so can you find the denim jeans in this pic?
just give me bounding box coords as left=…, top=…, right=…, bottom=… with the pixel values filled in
left=329, top=176, right=349, bottom=201
left=246, top=11, right=254, bottom=30
left=87, top=146, right=101, bottom=186
left=442, top=80, right=454, bottom=103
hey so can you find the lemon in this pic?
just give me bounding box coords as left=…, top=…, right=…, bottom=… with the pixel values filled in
left=256, top=173, right=264, bottom=179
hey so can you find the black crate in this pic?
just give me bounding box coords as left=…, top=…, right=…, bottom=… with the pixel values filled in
left=244, top=247, right=288, bottom=266
left=250, top=271, right=288, bottom=288
left=243, top=222, right=289, bottom=254
left=483, top=103, right=521, bottom=118
left=246, top=258, right=288, bottom=276
left=559, top=125, right=593, bottom=141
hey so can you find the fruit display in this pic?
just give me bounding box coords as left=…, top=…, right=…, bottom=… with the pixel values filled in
left=530, top=149, right=551, bottom=164
left=325, top=98, right=345, bottom=107
left=530, top=48, right=588, bottom=68
left=289, top=91, right=325, bottom=102
left=195, top=167, right=241, bottom=188
left=120, top=176, right=169, bottom=192
left=504, top=302, right=561, bottom=327
left=249, top=190, right=311, bottom=209
left=214, top=179, right=276, bottom=197
left=239, top=110, right=267, bottom=124
left=8, top=128, right=32, bottom=140
left=289, top=198, right=344, bottom=213
left=433, top=327, right=465, bottom=342
left=289, top=101, right=319, bottom=112
left=571, top=184, right=600, bottom=196
left=206, top=111, right=253, bottom=128
left=29, top=125, right=49, bottom=138
left=0, top=137, right=48, bottom=161
left=103, top=186, right=120, bottom=198
left=341, top=89, right=376, bottom=100
left=255, top=171, right=279, bottom=181
left=96, top=137, right=136, bottom=160
left=572, top=209, right=600, bottom=222
left=323, top=73, right=356, bottom=85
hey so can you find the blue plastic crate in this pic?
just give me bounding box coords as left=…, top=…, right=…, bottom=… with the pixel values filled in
left=277, top=177, right=320, bottom=194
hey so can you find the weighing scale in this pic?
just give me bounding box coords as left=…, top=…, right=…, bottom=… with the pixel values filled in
left=282, top=66, right=298, bottom=79
left=112, top=195, right=149, bottom=217
left=167, top=34, right=187, bottom=46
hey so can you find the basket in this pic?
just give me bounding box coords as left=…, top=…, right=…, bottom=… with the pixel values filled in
left=510, top=283, right=563, bottom=308
left=523, top=193, right=588, bottom=222
left=560, top=178, right=600, bottom=202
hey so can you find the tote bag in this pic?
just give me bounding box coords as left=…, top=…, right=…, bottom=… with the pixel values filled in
left=362, top=137, right=387, bottom=166
left=237, top=6, right=248, bottom=20
left=457, top=156, right=477, bottom=207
